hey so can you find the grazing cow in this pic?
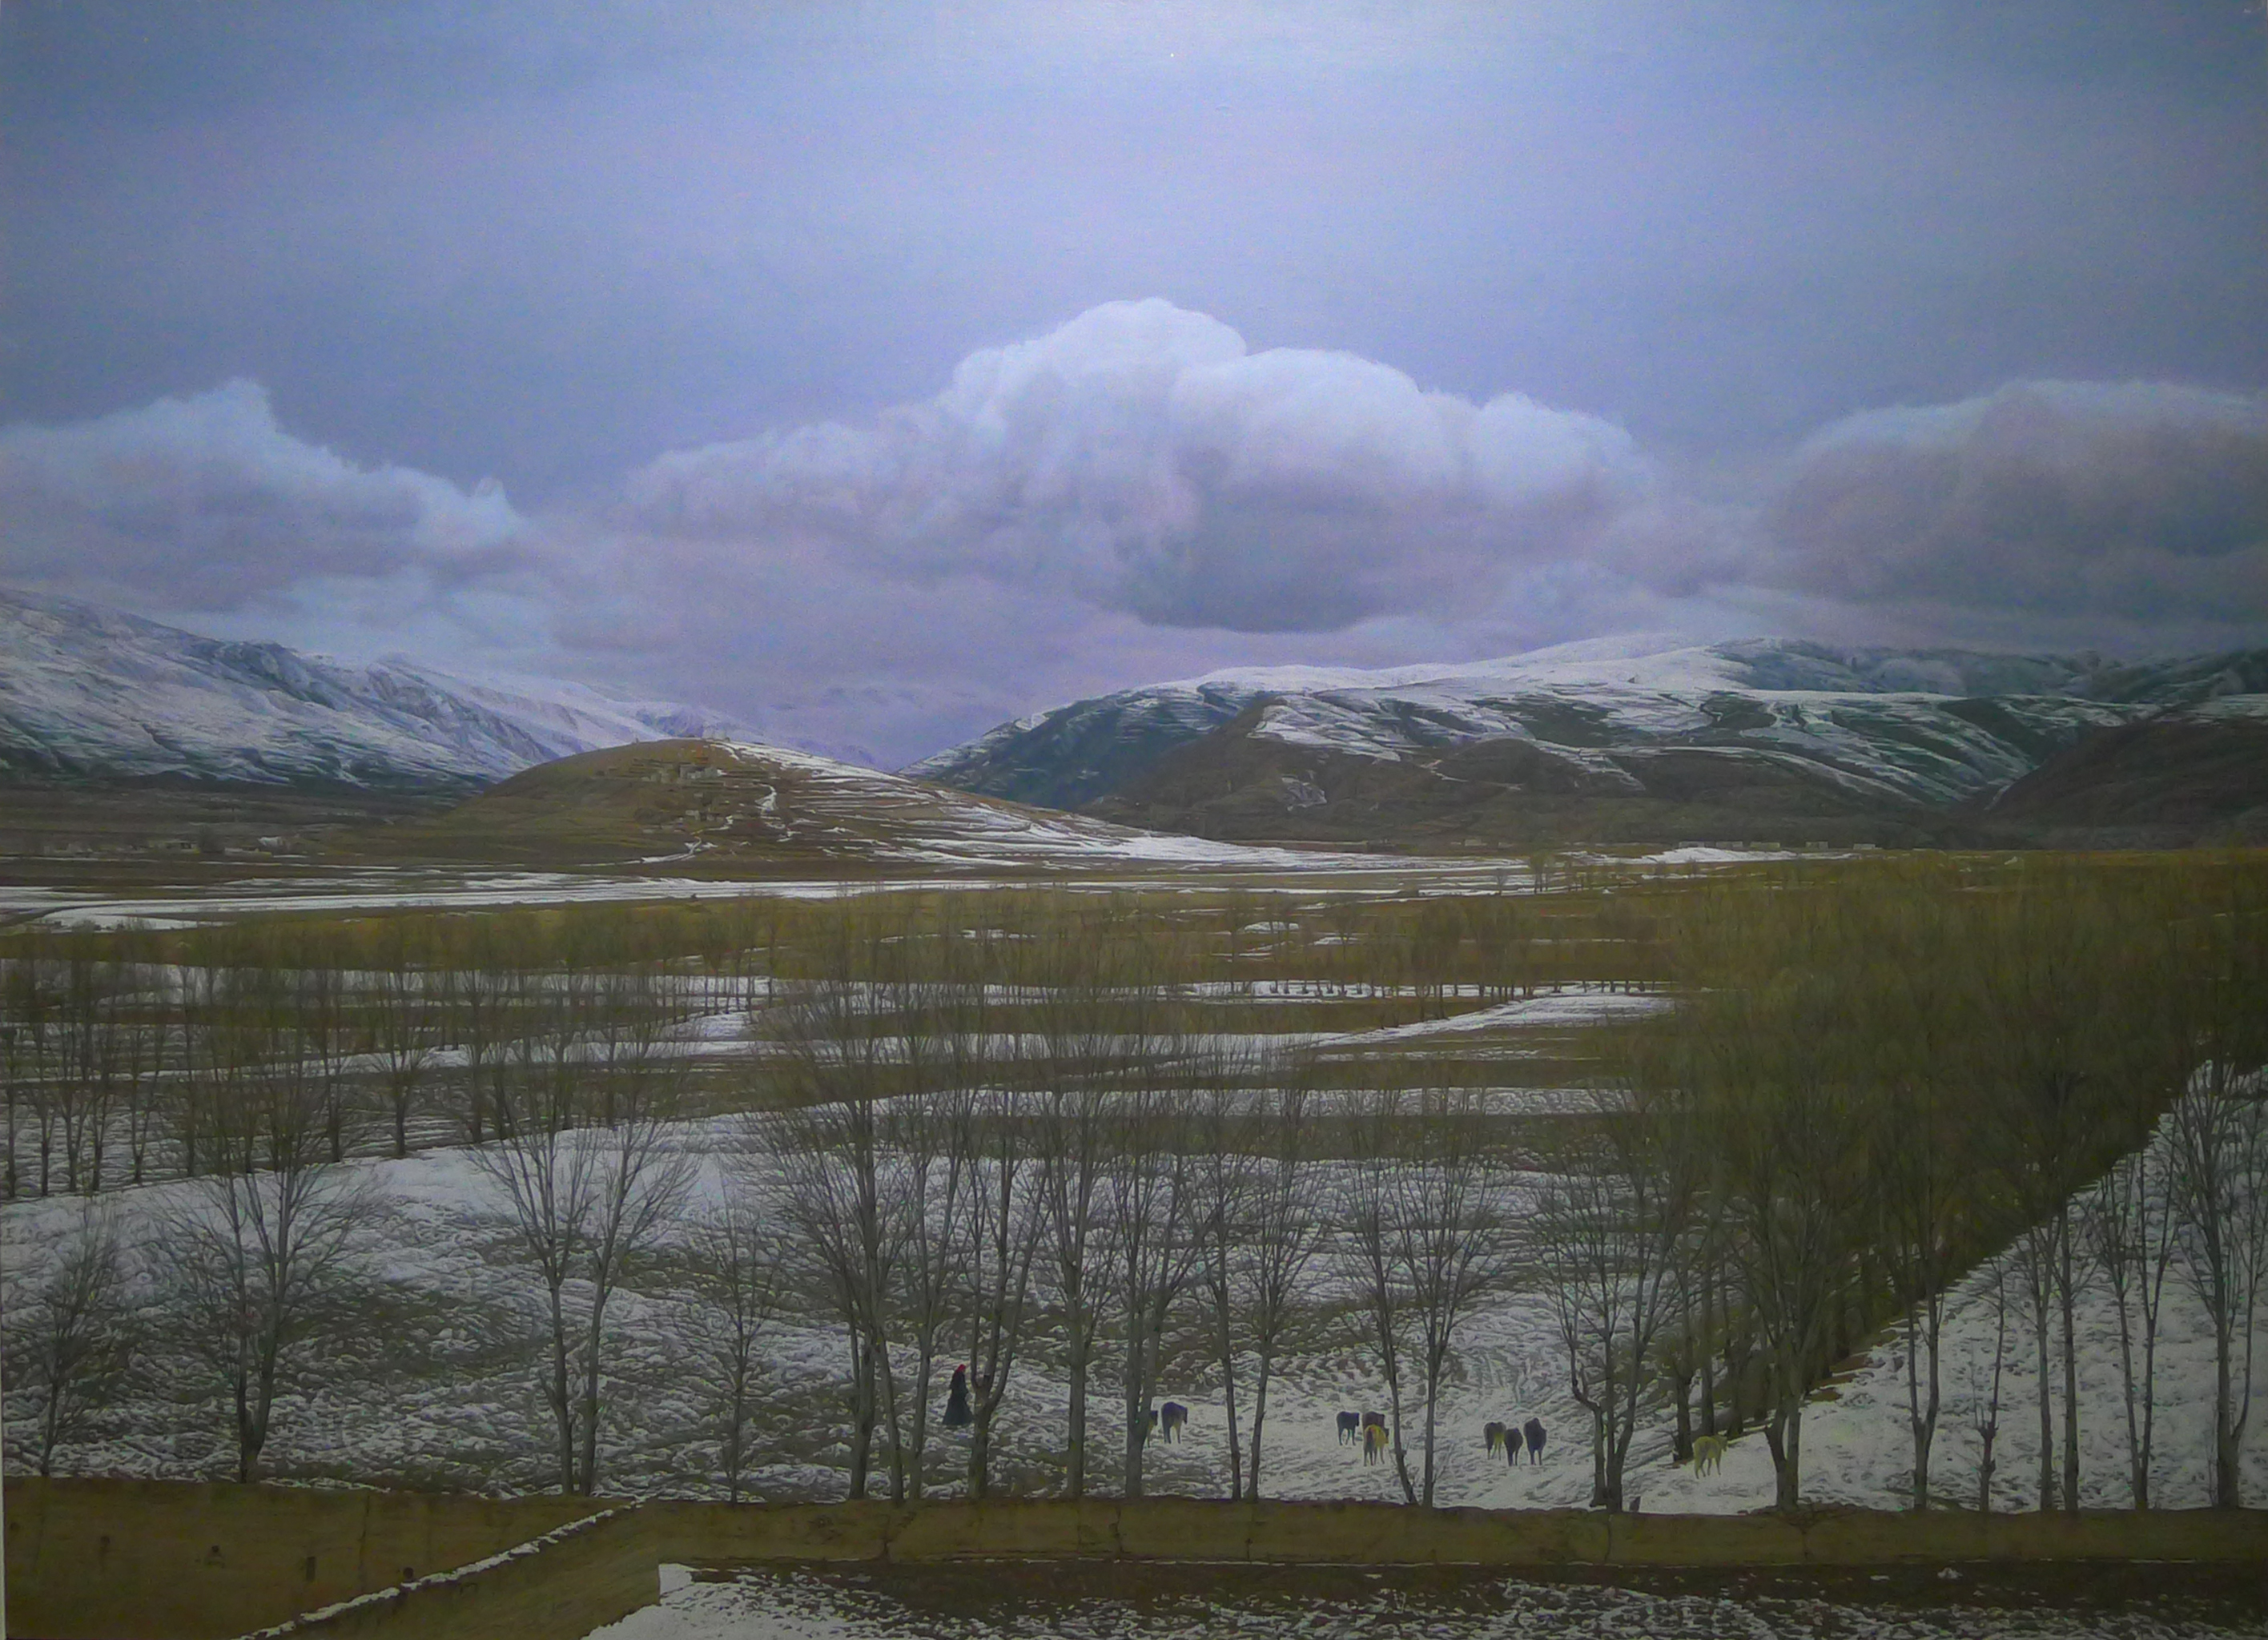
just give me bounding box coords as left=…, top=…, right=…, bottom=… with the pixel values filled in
left=1484, top=1421, right=1507, bottom=1457
left=1522, top=1417, right=1546, bottom=1465
left=1337, top=1411, right=1361, bottom=1445
left=1160, top=1401, right=1188, bottom=1442
left=1691, top=1433, right=1727, bottom=1477
left=1362, top=1423, right=1390, bottom=1465
left=943, top=1365, right=972, bottom=1429
left=1361, top=1410, right=1386, bottom=1434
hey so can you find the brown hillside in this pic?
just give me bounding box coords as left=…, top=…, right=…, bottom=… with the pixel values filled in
left=1083, top=704, right=1945, bottom=850
left=363, top=738, right=1149, bottom=869
left=1978, top=716, right=2268, bottom=846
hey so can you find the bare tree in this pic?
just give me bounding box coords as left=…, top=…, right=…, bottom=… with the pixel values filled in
left=1192, top=1058, right=1261, bottom=1497
left=2081, top=1143, right=2179, bottom=1507
left=114, top=946, right=168, bottom=1188
left=475, top=1003, right=695, bottom=1495
left=54, top=955, right=123, bottom=1193
left=1972, top=882, right=2143, bottom=1516
left=167, top=952, right=232, bottom=1181
left=1872, top=1070, right=1966, bottom=1511
left=688, top=1186, right=781, bottom=1503
left=880, top=1083, right=971, bottom=1500
left=1107, top=1078, right=1202, bottom=1498
left=449, top=961, right=519, bottom=1147
left=159, top=1055, right=372, bottom=1483
left=1, top=952, right=36, bottom=1198
left=370, top=941, right=442, bottom=1160
left=1028, top=963, right=1121, bottom=1499
left=2007, top=1219, right=2062, bottom=1511
left=1959, top=1254, right=2013, bottom=1513
left=1341, top=1092, right=1419, bottom=1505
left=8, top=947, right=62, bottom=1198
left=1703, top=1014, right=1866, bottom=1511
left=1341, top=1083, right=1512, bottom=1506
left=955, top=1080, right=1043, bottom=1499
left=1534, top=1081, right=1687, bottom=1512
left=295, top=961, right=357, bottom=1165
left=1237, top=1066, right=1325, bottom=1500
left=760, top=966, right=906, bottom=1501
left=2165, top=1069, right=2268, bottom=1509
left=5, top=1201, right=134, bottom=1474
left=921, top=936, right=1045, bottom=1502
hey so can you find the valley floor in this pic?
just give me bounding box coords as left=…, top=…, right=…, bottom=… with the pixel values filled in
left=5, top=1094, right=2260, bottom=1518
left=5, top=846, right=2262, bottom=1640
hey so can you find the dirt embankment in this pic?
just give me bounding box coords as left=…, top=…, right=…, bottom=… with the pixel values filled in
left=12, top=1480, right=2268, bottom=1640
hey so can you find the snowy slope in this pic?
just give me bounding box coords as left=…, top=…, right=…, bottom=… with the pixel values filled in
left=907, top=636, right=2268, bottom=818
left=0, top=587, right=750, bottom=788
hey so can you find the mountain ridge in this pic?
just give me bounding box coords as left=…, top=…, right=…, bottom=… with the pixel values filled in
left=908, top=637, right=2268, bottom=848
left=0, top=587, right=754, bottom=790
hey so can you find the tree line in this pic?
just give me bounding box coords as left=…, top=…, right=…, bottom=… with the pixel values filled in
left=5, top=855, right=2262, bottom=1511
left=1549, top=854, right=2268, bottom=1512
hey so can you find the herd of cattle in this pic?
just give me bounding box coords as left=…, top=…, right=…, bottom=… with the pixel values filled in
left=945, top=1367, right=1732, bottom=1481
left=1130, top=1400, right=1735, bottom=1479
left=1330, top=1411, right=1547, bottom=1467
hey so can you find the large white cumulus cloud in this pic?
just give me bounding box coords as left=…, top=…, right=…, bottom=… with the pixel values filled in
left=1765, top=380, right=2268, bottom=624
left=626, top=299, right=1649, bottom=631
left=0, top=380, right=529, bottom=612
left=12, top=332, right=2266, bottom=773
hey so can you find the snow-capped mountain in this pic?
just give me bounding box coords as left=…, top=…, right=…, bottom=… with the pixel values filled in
left=0, top=587, right=751, bottom=789
left=907, top=635, right=2268, bottom=846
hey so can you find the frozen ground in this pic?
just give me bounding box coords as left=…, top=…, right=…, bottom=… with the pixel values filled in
left=0, top=859, right=1543, bottom=931
left=589, top=1562, right=2268, bottom=1640
left=0, top=842, right=1856, bottom=932
left=6, top=1097, right=2260, bottom=1517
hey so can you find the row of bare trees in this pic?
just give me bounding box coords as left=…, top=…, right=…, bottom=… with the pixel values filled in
left=3, top=1033, right=375, bottom=1484
left=2, top=978, right=699, bottom=1494
left=0, top=882, right=1677, bottom=1202
left=749, top=913, right=1349, bottom=1505
left=6, top=857, right=2262, bottom=1510
left=1540, top=858, right=2268, bottom=1513
left=0, top=931, right=711, bottom=1199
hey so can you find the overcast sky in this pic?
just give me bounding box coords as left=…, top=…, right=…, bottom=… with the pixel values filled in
left=4, top=1, right=2264, bottom=765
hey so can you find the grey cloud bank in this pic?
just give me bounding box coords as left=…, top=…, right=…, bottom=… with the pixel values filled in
left=6, top=301, right=2265, bottom=766
left=3, top=2, right=2263, bottom=765
left=0, top=380, right=530, bottom=613
left=1767, top=381, right=2268, bottom=625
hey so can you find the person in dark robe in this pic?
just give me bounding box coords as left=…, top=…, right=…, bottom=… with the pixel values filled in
left=943, top=1364, right=972, bottom=1428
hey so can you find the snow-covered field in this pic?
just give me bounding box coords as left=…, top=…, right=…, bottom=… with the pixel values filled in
left=0, top=861, right=1532, bottom=931
left=594, top=1565, right=2265, bottom=1640
left=0, top=840, right=1846, bottom=934
left=5, top=893, right=2259, bottom=1640
left=6, top=1097, right=2259, bottom=1517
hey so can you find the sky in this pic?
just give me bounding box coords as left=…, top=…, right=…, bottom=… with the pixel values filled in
left=3, top=1, right=2265, bottom=766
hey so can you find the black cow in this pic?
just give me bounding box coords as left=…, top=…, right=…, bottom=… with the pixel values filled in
left=943, top=1365, right=972, bottom=1429
left=1337, top=1411, right=1361, bottom=1445
left=1522, top=1417, right=1546, bottom=1465
left=1160, top=1401, right=1188, bottom=1441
